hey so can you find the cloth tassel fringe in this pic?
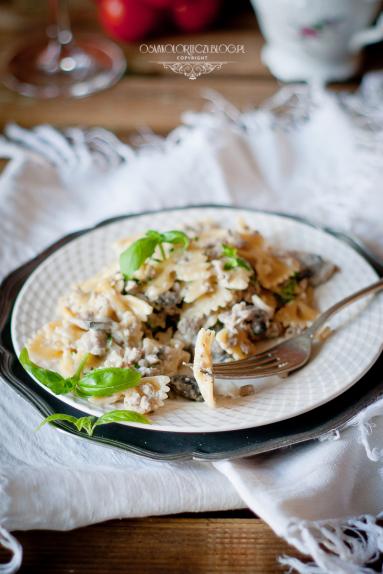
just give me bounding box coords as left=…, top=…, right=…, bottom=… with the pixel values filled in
left=281, top=514, right=383, bottom=574
left=0, top=527, right=22, bottom=574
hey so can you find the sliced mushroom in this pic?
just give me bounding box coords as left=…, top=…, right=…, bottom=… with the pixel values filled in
left=292, top=252, right=338, bottom=286
left=168, top=375, right=203, bottom=402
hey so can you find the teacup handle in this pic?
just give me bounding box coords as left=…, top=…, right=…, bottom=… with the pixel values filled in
left=350, top=12, right=383, bottom=52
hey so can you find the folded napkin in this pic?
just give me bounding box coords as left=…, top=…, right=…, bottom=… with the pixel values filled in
left=1, top=74, right=383, bottom=574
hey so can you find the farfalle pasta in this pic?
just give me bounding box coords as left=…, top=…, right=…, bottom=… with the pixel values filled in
left=24, top=220, right=337, bottom=414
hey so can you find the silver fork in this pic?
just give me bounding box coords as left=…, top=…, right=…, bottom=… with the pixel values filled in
left=213, top=278, right=383, bottom=380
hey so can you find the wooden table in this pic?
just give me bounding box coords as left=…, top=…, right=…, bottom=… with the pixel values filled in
left=0, top=3, right=382, bottom=572
left=2, top=2, right=382, bottom=137
left=11, top=512, right=300, bottom=574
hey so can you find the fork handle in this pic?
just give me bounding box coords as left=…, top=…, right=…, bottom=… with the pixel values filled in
left=306, top=277, right=383, bottom=338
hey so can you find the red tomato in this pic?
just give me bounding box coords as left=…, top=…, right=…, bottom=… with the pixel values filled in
left=98, top=0, right=160, bottom=42
left=142, top=0, right=174, bottom=7
left=171, top=0, right=221, bottom=33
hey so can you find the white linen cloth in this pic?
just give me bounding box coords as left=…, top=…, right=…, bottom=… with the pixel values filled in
left=1, top=74, right=383, bottom=574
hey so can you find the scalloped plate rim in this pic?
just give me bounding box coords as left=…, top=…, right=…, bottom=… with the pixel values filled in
left=10, top=206, right=383, bottom=433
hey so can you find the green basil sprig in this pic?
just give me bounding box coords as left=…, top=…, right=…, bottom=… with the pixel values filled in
left=222, top=244, right=252, bottom=272
left=19, top=348, right=74, bottom=394
left=159, top=230, right=189, bottom=249
left=19, top=348, right=141, bottom=398
left=278, top=273, right=299, bottom=305
left=119, top=229, right=190, bottom=279
left=75, top=367, right=141, bottom=398
left=36, top=409, right=151, bottom=436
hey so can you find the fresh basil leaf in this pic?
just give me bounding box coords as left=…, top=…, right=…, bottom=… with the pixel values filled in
left=145, top=230, right=163, bottom=242
left=223, top=258, right=251, bottom=271
left=36, top=409, right=150, bottom=436
left=75, top=367, right=141, bottom=398
left=119, top=229, right=190, bottom=277
left=278, top=275, right=299, bottom=305
left=236, top=258, right=252, bottom=271
left=222, top=244, right=251, bottom=272
left=20, top=349, right=142, bottom=401
left=19, top=348, right=74, bottom=395
left=161, top=230, right=190, bottom=249
left=75, top=416, right=98, bottom=434
left=35, top=413, right=84, bottom=431
left=222, top=244, right=237, bottom=258
left=36, top=413, right=97, bottom=435
left=119, top=236, right=158, bottom=279
left=94, top=409, right=151, bottom=427
left=158, top=242, right=166, bottom=261
left=71, top=353, right=90, bottom=382
left=223, top=259, right=237, bottom=271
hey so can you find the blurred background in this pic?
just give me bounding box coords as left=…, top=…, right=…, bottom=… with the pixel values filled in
left=0, top=0, right=382, bottom=138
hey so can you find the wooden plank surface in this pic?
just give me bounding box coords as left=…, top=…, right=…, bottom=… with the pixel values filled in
left=0, top=76, right=281, bottom=134
left=13, top=517, right=302, bottom=574
left=0, top=9, right=280, bottom=134
left=1, top=4, right=380, bottom=135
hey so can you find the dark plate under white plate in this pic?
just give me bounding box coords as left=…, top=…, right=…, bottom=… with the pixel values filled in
left=1, top=205, right=382, bottom=460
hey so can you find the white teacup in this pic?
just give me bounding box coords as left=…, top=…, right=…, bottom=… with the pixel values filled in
left=250, top=0, right=383, bottom=82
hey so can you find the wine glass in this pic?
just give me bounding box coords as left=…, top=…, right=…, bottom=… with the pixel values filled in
left=3, top=0, right=126, bottom=98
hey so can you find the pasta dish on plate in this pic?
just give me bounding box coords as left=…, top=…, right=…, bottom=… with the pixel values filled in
left=20, top=219, right=337, bottom=424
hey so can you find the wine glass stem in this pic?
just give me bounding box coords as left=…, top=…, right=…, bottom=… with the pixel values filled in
left=48, top=0, right=73, bottom=46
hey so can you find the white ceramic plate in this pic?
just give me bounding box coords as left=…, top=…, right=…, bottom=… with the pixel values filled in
left=11, top=208, right=383, bottom=433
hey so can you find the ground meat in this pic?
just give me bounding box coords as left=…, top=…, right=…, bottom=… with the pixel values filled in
left=266, top=321, right=283, bottom=339
left=204, top=233, right=245, bottom=261
left=137, top=365, right=157, bottom=377
left=122, top=376, right=170, bottom=413
left=156, top=282, right=183, bottom=309
left=111, top=311, right=142, bottom=346
left=123, top=279, right=140, bottom=294
left=211, top=341, right=229, bottom=363
left=228, top=231, right=246, bottom=248
left=204, top=243, right=223, bottom=260
left=110, top=271, right=125, bottom=293
left=219, top=302, right=270, bottom=340
left=176, top=316, right=204, bottom=347
left=168, top=375, right=203, bottom=402
left=87, top=292, right=112, bottom=319
left=102, top=348, right=124, bottom=368
left=285, top=324, right=304, bottom=337
left=123, top=347, right=142, bottom=365
left=136, top=338, right=188, bottom=376
left=240, top=282, right=262, bottom=303
left=76, top=330, right=107, bottom=356
left=212, top=260, right=251, bottom=290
